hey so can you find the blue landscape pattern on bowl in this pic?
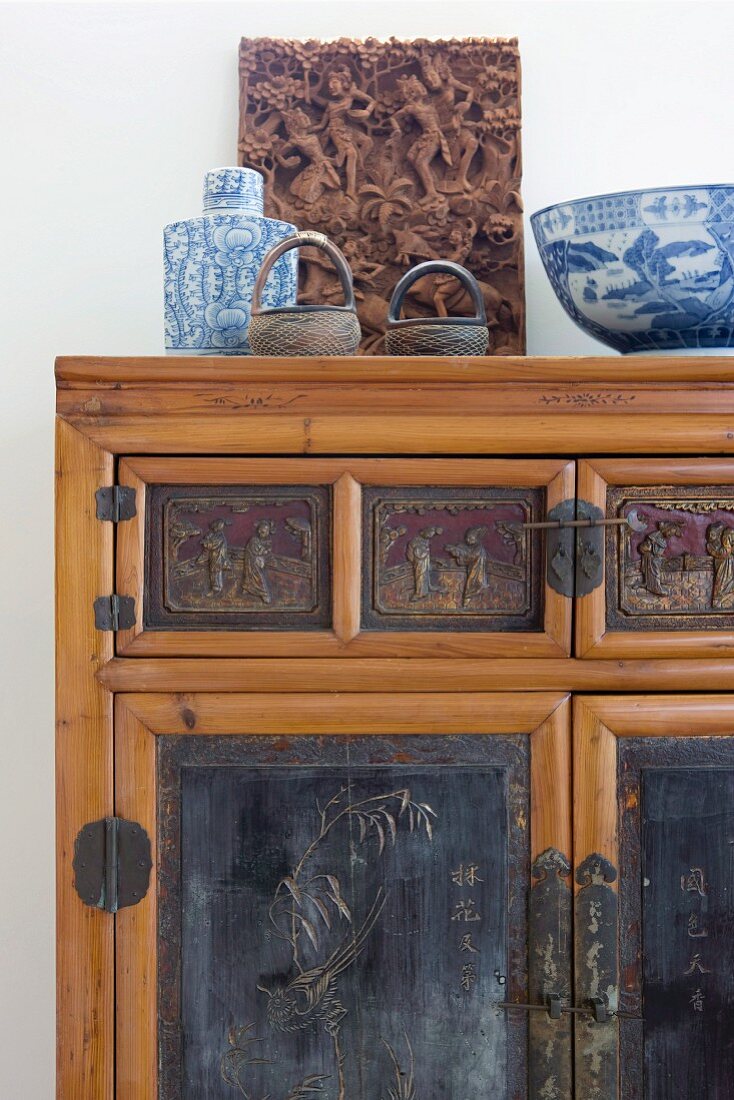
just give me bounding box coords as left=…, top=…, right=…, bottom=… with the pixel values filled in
left=532, top=186, right=734, bottom=353
left=164, top=168, right=298, bottom=355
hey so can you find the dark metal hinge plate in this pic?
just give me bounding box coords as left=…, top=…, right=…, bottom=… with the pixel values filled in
left=94, top=594, right=136, bottom=631
left=546, top=498, right=604, bottom=598
left=72, top=817, right=152, bottom=913
left=96, top=485, right=137, bottom=522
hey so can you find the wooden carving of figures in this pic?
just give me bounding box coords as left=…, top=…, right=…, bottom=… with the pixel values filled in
left=198, top=518, right=232, bottom=595
left=707, top=522, right=734, bottom=607
left=446, top=526, right=490, bottom=606
left=278, top=106, right=340, bottom=204
left=420, top=53, right=479, bottom=192
left=314, top=68, right=376, bottom=201
left=636, top=521, right=682, bottom=596
left=242, top=519, right=275, bottom=604
left=239, top=37, right=525, bottom=353
left=407, top=525, right=443, bottom=600
left=388, top=75, right=452, bottom=205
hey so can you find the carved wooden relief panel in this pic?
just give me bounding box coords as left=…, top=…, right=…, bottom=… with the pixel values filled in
left=157, top=733, right=529, bottom=1099
left=618, top=737, right=734, bottom=1098
left=607, top=486, right=734, bottom=631
left=577, top=460, right=734, bottom=657
left=238, top=37, right=524, bottom=354
left=362, top=485, right=543, bottom=632
left=145, top=485, right=331, bottom=630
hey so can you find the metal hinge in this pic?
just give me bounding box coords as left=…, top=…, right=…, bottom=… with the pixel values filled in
left=94, top=594, right=136, bottom=631
left=518, top=498, right=646, bottom=599
left=72, top=817, right=152, bottom=913
left=96, top=485, right=137, bottom=522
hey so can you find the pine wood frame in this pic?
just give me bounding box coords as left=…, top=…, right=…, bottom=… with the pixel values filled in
left=55, top=356, right=734, bottom=1097
left=578, top=459, right=734, bottom=658
left=117, top=456, right=572, bottom=658
left=113, top=691, right=570, bottom=1098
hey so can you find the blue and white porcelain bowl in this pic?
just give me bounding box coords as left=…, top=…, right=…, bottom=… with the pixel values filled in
left=532, top=186, right=734, bottom=354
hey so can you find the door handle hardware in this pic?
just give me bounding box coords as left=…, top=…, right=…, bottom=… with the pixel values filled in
left=496, top=993, right=639, bottom=1023
left=520, top=508, right=647, bottom=533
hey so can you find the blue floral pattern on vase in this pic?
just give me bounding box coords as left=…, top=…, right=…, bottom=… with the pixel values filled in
left=531, top=186, right=734, bottom=354
left=164, top=167, right=297, bottom=356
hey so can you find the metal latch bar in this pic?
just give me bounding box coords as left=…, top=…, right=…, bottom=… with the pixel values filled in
left=496, top=993, right=639, bottom=1023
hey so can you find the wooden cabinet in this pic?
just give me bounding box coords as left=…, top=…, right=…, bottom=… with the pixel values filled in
left=56, top=357, right=734, bottom=1099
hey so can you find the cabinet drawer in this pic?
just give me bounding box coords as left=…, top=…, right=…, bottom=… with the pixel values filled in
left=578, top=460, right=734, bottom=658
left=117, top=458, right=573, bottom=657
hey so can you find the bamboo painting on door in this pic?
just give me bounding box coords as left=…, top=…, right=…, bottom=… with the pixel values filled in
left=157, top=734, right=529, bottom=1099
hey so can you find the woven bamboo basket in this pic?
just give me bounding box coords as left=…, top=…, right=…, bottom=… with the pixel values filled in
left=248, top=232, right=361, bottom=356
left=385, top=260, right=489, bottom=357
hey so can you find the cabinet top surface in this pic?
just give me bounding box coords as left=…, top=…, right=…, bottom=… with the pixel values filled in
left=55, top=354, right=734, bottom=387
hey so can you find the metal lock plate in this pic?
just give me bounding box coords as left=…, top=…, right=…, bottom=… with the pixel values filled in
left=546, top=499, right=605, bottom=598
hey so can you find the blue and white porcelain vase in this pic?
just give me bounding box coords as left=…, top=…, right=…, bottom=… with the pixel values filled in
left=164, top=167, right=298, bottom=355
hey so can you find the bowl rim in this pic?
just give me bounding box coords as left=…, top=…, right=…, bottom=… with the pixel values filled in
left=531, top=184, right=734, bottom=221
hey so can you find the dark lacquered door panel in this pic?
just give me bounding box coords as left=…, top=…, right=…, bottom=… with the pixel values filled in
left=114, top=693, right=571, bottom=1099
left=575, top=697, right=734, bottom=1099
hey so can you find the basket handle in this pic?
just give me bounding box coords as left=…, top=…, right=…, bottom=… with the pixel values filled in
left=387, top=260, right=487, bottom=324
left=251, top=231, right=356, bottom=314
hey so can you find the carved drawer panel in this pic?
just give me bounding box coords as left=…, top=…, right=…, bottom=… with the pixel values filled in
left=116, top=458, right=573, bottom=657
left=578, top=460, right=734, bottom=658
left=146, top=484, right=331, bottom=630
left=362, top=485, right=543, bottom=632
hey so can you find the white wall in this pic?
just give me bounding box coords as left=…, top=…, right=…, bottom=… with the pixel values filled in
left=1, top=1, right=733, bottom=1092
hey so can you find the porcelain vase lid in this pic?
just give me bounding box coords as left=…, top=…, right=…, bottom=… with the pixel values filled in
left=202, top=167, right=264, bottom=217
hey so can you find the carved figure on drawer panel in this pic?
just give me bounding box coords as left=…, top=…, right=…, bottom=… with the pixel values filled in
left=362, top=486, right=543, bottom=632
left=147, top=485, right=331, bottom=630
left=609, top=489, right=734, bottom=630
left=199, top=518, right=232, bottom=595
left=708, top=523, right=734, bottom=607
left=634, top=521, right=684, bottom=597
left=242, top=520, right=275, bottom=604
left=445, top=526, right=490, bottom=605
left=407, top=525, right=444, bottom=600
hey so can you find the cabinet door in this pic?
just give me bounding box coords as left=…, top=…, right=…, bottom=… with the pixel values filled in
left=578, top=459, right=734, bottom=658
left=117, top=458, right=573, bottom=657
left=113, top=692, right=571, bottom=1099
left=574, top=696, right=734, bottom=1098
